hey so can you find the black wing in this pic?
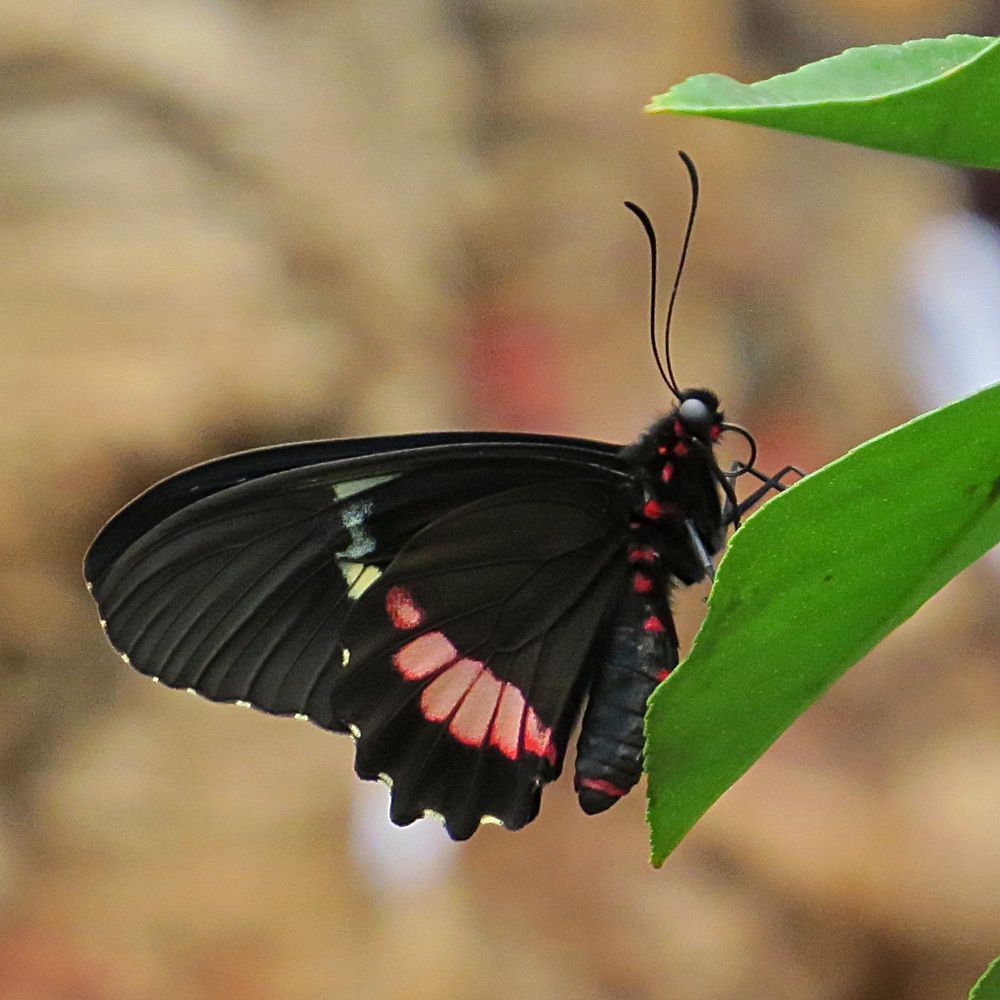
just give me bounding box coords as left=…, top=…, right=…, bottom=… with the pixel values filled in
left=85, top=434, right=628, bottom=744
left=333, top=478, right=631, bottom=839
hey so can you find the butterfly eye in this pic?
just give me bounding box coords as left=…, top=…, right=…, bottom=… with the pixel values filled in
left=678, top=397, right=713, bottom=437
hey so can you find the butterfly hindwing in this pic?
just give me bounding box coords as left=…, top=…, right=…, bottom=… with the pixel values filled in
left=332, top=478, right=630, bottom=839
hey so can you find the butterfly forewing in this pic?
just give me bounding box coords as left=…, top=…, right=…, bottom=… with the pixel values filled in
left=85, top=438, right=628, bottom=736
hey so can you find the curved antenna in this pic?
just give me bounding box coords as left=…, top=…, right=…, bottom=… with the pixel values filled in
left=624, top=201, right=677, bottom=396
left=662, top=150, right=700, bottom=395
left=719, top=422, right=758, bottom=475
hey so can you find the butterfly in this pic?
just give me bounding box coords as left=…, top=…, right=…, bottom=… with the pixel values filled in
left=84, top=153, right=801, bottom=840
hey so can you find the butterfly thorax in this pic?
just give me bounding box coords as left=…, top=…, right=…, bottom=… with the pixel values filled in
left=620, top=387, right=726, bottom=585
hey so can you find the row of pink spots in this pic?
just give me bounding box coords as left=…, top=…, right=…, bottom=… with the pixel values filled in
left=385, top=586, right=556, bottom=764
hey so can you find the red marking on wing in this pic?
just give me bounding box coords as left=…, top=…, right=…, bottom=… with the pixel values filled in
left=657, top=444, right=668, bottom=456
left=386, top=585, right=424, bottom=630
left=643, top=615, right=665, bottom=633
left=656, top=667, right=672, bottom=681
left=450, top=670, right=503, bottom=747
left=420, top=658, right=482, bottom=721
left=489, top=683, right=526, bottom=759
left=673, top=441, right=689, bottom=457
left=673, top=420, right=684, bottom=438
left=578, top=776, right=626, bottom=798
left=393, top=632, right=458, bottom=680
left=524, top=707, right=557, bottom=765
left=632, top=573, right=653, bottom=594
left=660, top=462, right=674, bottom=483
left=393, top=631, right=558, bottom=763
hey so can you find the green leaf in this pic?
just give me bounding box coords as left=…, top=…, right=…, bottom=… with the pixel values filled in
left=647, top=35, right=1000, bottom=168
left=646, top=383, right=1000, bottom=867
left=970, top=955, right=1000, bottom=999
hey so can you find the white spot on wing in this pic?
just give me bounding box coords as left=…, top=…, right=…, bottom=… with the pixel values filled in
left=331, top=475, right=395, bottom=500
left=340, top=499, right=376, bottom=558
left=347, top=723, right=361, bottom=740
left=341, top=647, right=351, bottom=668
left=294, top=713, right=309, bottom=721
left=121, top=653, right=131, bottom=665
left=235, top=700, right=251, bottom=708
left=480, top=814, right=504, bottom=828
left=377, top=771, right=394, bottom=789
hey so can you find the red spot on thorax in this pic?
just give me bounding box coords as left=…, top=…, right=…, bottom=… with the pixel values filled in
left=643, top=499, right=665, bottom=520
left=627, top=546, right=656, bottom=564
left=386, top=586, right=424, bottom=630
left=632, top=573, right=653, bottom=594
left=643, top=615, right=665, bottom=633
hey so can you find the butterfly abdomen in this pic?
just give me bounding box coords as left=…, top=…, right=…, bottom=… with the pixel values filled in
left=573, top=561, right=679, bottom=815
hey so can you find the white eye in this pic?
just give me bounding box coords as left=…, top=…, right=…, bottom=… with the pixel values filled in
left=678, top=397, right=712, bottom=434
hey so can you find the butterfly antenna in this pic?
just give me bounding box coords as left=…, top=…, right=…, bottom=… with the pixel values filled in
left=624, top=200, right=677, bottom=397
left=662, top=150, right=700, bottom=396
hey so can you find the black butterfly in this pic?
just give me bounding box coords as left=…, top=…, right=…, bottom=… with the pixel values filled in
left=84, top=154, right=800, bottom=840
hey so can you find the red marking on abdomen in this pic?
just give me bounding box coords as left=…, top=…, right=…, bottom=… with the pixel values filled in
left=578, top=776, right=626, bottom=799
left=393, top=631, right=458, bottom=679
left=632, top=573, right=653, bottom=594
left=643, top=615, right=665, bottom=633
left=385, top=585, right=424, bottom=630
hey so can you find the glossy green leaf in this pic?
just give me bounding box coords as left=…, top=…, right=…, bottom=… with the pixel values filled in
left=971, top=955, right=1000, bottom=999
left=647, top=35, right=1000, bottom=168
left=646, top=383, right=1000, bottom=866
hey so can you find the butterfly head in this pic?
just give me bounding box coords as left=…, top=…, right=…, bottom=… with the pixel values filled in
left=675, top=388, right=722, bottom=446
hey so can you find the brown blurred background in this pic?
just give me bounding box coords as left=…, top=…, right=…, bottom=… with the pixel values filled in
left=3, top=1, right=1000, bottom=997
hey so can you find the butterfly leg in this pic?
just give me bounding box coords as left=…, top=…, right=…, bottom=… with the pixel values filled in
left=723, top=464, right=805, bottom=524
left=684, top=519, right=715, bottom=582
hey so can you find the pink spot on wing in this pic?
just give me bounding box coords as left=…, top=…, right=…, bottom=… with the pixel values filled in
left=489, top=683, right=526, bottom=759
left=524, top=707, right=557, bottom=765
left=420, top=659, right=482, bottom=722
left=393, top=631, right=458, bottom=680
left=449, top=670, right=503, bottom=748
left=643, top=615, right=665, bottom=634
left=660, top=462, right=674, bottom=484
left=385, top=585, right=424, bottom=630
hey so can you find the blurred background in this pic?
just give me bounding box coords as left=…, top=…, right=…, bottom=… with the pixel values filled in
left=3, top=1, right=1000, bottom=997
